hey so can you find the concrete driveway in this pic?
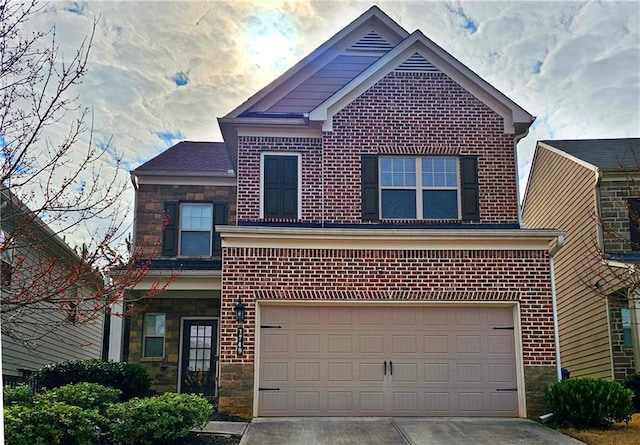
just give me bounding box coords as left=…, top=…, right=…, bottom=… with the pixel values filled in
left=239, top=417, right=584, bottom=445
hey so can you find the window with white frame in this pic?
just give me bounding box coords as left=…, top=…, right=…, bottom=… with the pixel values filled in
left=143, top=313, right=166, bottom=357
left=380, top=156, right=459, bottom=219
left=180, top=203, right=213, bottom=256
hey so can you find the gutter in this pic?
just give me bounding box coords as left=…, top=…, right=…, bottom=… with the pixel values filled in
left=549, top=234, right=565, bottom=381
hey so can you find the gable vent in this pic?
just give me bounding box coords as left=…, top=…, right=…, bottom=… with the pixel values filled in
left=395, top=53, right=439, bottom=73
left=350, top=31, right=394, bottom=51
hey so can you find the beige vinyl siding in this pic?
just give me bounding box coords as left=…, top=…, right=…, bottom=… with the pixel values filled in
left=523, top=146, right=612, bottom=378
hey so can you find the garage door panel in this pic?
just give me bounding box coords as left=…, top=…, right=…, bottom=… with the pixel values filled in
left=295, top=334, right=320, bottom=353
left=258, top=305, right=518, bottom=417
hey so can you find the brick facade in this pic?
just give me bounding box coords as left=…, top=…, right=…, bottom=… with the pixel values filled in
left=235, top=72, right=518, bottom=225
left=218, top=246, right=557, bottom=417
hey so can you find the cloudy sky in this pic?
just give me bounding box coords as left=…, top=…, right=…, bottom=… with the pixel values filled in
left=20, top=0, right=640, bottom=243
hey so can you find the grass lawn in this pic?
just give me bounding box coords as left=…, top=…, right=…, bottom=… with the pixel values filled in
left=556, top=413, right=640, bottom=445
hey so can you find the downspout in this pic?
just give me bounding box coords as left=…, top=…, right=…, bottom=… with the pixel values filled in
left=549, top=234, right=565, bottom=380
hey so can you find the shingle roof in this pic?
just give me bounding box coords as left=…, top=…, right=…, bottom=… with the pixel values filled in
left=133, top=141, right=233, bottom=174
left=542, top=138, right=640, bottom=170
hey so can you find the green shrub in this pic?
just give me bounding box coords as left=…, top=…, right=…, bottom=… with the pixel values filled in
left=3, top=385, right=35, bottom=407
left=623, top=373, right=640, bottom=410
left=106, top=393, right=212, bottom=445
left=4, top=401, right=102, bottom=445
left=31, top=359, right=150, bottom=400
left=544, top=377, right=634, bottom=428
left=36, top=382, right=121, bottom=412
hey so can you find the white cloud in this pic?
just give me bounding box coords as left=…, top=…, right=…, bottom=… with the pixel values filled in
left=17, top=0, right=640, bottom=246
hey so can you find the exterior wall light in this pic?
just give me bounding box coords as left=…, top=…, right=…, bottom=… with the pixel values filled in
left=233, top=297, right=246, bottom=323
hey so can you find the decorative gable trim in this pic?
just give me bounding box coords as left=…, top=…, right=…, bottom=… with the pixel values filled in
left=394, top=52, right=439, bottom=73
left=349, top=30, right=394, bottom=52
left=309, top=30, right=534, bottom=134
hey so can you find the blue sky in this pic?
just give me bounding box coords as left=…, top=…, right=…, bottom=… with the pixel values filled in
left=21, top=0, right=640, bottom=242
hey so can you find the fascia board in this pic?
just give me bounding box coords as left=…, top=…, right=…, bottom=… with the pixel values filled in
left=218, top=225, right=564, bottom=251
left=134, top=174, right=237, bottom=187
left=310, top=31, right=534, bottom=134
left=221, top=7, right=409, bottom=119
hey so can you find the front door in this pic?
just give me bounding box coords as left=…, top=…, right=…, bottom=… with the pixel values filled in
left=180, top=319, right=218, bottom=396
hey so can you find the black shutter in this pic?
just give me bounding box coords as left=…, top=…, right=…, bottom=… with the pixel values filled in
left=212, top=202, right=227, bottom=257
left=264, top=155, right=298, bottom=219
left=628, top=198, right=640, bottom=251
left=460, top=156, right=480, bottom=221
left=361, top=154, right=379, bottom=221
left=162, top=201, right=179, bottom=256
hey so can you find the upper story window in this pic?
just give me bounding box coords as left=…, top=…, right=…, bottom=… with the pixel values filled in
left=261, top=153, right=300, bottom=219
left=162, top=202, right=227, bottom=257
left=380, top=157, right=459, bottom=219
left=180, top=204, right=213, bottom=256
left=362, top=154, right=479, bottom=222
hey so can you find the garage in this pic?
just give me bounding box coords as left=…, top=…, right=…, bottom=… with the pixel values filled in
left=257, top=305, right=519, bottom=417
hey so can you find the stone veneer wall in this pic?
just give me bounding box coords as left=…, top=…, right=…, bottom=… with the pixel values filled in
left=135, top=183, right=236, bottom=257
left=599, top=177, right=640, bottom=254
left=128, top=297, right=220, bottom=394
left=218, top=247, right=556, bottom=417
left=524, top=366, right=557, bottom=418
left=609, top=302, right=636, bottom=380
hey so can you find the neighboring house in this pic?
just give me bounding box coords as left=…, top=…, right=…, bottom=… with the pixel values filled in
left=1, top=188, right=106, bottom=383
left=124, top=6, right=563, bottom=419
left=522, top=138, right=640, bottom=382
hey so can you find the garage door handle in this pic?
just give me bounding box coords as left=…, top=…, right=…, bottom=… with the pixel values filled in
left=496, top=388, right=517, bottom=392
left=383, top=361, right=387, bottom=375
left=389, top=361, right=393, bottom=376
left=259, top=387, right=281, bottom=391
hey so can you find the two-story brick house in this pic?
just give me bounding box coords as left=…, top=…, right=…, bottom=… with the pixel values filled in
left=124, top=6, right=563, bottom=419
left=523, top=138, right=640, bottom=382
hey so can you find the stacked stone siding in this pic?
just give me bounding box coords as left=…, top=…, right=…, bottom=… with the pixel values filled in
left=135, top=183, right=236, bottom=257
left=609, top=302, right=636, bottom=380
left=599, top=177, right=640, bottom=254
left=128, top=297, right=220, bottom=394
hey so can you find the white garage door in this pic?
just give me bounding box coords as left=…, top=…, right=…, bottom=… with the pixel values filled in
left=258, top=305, right=518, bottom=417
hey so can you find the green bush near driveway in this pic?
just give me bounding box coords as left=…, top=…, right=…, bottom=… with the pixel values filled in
left=544, top=377, right=634, bottom=428
left=106, top=392, right=212, bottom=445
left=3, top=383, right=212, bottom=445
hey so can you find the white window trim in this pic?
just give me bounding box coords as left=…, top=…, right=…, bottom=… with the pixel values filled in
left=259, top=151, right=302, bottom=220
left=379, top=156, right=461, bottom=220
left=179, top=203, right=213, bottom=256
left=143, top=313, right=166, bottom=358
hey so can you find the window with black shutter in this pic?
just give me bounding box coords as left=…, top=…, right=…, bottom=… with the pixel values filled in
left=263, top=154, right=299, bottom=219
left=161, top=201, right=227, bottom=257
left=361, top=155, right=479, bottom=221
